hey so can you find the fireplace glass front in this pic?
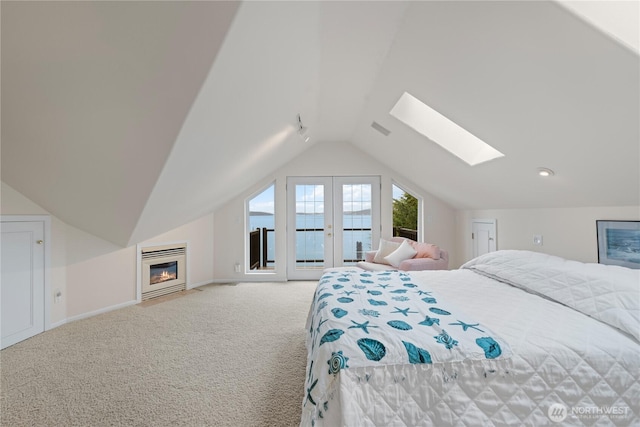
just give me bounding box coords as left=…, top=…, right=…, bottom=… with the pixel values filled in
left=150, top=261, right=178, bottom=285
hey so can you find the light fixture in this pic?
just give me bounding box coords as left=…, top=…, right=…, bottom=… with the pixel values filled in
left=537, top=167, right=555, bottom=177
left=297, top=114, right=310, bottom=142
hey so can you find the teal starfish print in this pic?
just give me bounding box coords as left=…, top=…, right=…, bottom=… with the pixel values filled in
left=348, top=320, right=379, bottom=334
left=416, top=290, right=433, bottom=296
left=449, top=320, right=485, bottom=333
left=391, top=307, right=418, bottom=317
left=341, top=290, right=357, bottom=296
left=316, top=317, right=329, bottom=334
left=377, top=284, right=391, bottom=289
left=305, top=377, right=318, bottom=406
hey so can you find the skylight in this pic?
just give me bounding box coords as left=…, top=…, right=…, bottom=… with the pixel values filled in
left=390, top=92, right=504, bottom=166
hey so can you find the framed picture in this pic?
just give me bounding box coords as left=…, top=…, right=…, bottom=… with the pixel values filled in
left=596, top=220, right=640, bottom=269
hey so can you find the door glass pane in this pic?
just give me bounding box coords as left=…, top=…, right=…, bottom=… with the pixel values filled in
left=342, top=183, right=373, bottom=265
left=296, top=184, right=325, bottom=269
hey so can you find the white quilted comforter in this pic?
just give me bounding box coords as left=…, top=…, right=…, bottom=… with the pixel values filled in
left=301, top=250, right=640, bottom=426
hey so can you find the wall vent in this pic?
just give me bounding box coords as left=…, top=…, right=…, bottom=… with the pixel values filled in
left=371, top=121, right=391, bottom=136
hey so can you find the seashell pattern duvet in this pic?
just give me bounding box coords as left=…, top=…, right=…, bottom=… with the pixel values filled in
left=302, top=269, right=512, bottom=424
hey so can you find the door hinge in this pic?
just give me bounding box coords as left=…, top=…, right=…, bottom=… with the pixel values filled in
left=471, top=233, right=474, bottom=240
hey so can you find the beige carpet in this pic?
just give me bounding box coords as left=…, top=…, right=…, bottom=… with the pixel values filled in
left=0, top=281, right=317, bottom=427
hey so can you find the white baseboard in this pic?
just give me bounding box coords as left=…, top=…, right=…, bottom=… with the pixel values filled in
left=187, top=279, right=214, bottom=289
left=207, top=277, right=288, bottom=284
left=48, top=282, right=216, bottom=327
left=48, top=319, right=68, bottom=330
left=66, top=299, right=138, bottom=324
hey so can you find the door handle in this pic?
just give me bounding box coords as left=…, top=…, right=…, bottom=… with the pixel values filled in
left=36, top=240, right=44, bottom=245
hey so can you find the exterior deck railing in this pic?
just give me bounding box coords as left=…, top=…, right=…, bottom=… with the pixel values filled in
left=393, top=226, right=418, bottom=241
left=249, top=227, right=376, bottom=268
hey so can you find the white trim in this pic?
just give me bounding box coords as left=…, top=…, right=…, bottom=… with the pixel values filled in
left=207, top=278, right=288, bottom=284
left=188, top=279, right=214, bottom=290
left=1, top=215, right=52, bottom=331
left=49, top=319, right=68, bottom=329
left=136, top=244, right=142, bottom=302
left=66, top=299, right=138, bottom=324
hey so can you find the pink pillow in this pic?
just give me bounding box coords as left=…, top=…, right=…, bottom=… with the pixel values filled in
left=411, top=242, right=441, bottom=260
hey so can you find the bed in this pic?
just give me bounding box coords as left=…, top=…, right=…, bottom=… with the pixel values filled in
left=301, top=250, right=639, bottom=426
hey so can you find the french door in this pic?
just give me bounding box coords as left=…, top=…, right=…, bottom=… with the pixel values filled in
left=287, top=176, right=380, bottom=280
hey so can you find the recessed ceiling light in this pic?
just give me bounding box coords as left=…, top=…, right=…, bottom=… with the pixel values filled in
left=537, top=167, right=555, bottom=177
left=389, top=92, right=505, bottom=166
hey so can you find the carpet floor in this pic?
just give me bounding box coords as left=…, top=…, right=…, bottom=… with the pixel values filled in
left=1, top=281, right=317, bottom=427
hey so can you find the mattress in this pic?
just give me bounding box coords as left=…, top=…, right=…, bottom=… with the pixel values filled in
left=301, top=250, right=640, bottom=426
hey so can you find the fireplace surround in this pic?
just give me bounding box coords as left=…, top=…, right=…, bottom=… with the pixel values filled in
left=140, top=243, right=187, bottom=300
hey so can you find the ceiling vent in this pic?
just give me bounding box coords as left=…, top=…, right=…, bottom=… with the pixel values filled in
left=371, top=121, right=391, bottom=136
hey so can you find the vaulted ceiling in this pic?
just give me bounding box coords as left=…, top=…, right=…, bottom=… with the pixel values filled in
left=2, top=1, right=638, bottom=247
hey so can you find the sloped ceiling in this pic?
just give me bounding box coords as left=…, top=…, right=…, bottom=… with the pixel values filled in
left=2, top=1, right=638, bottom=247
left=1, top=1, right=240, bottom=246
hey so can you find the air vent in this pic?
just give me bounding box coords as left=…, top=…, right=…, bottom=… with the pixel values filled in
left=371, top=121, right=391, bottom=136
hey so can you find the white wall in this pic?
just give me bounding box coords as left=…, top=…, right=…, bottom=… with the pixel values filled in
left=213, top=141, right=457, bottom=281
left=141, top=214, right=214, bottom=288
left=1, top=181, right=215, bottom=325
left=455, top=206, right=640, bottom=267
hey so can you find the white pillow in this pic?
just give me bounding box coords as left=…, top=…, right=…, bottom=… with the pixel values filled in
left=373, top=239, right=401, bottom=264
left=384, top=240, right=417, bottom=268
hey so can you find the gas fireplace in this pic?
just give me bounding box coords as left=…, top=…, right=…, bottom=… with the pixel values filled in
left=150, top=261, right=178, bottom=284
left=141, top=244, right=186, bottom=300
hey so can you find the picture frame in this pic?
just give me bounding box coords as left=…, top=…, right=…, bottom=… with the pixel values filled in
left=596, top=220, right=640, bottom=269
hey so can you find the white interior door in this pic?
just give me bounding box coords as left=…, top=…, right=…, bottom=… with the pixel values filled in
left=472, top=219, right=497, bottom=258
left=287, top=176, right=380, bottom=280
left=1, top=220, right=45, bottom=349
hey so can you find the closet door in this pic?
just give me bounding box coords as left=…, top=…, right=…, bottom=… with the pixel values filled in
left=1, top=220, right=45, bottom=349
left=472, top=219, right=497, bottom=258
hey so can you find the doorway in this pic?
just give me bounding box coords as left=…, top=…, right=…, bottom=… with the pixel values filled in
left=286, top=176, right=380, bottom=280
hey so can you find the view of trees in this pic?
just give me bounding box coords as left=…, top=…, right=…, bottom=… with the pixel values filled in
left=392, top=192, right=418, bottom=230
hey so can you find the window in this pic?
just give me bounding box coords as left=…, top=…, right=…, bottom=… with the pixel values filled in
left=390, top=92, right=504, bottom=166
left=247, top=183, right=275, bottom=272
left=392, top=184, right=420, bottom=241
